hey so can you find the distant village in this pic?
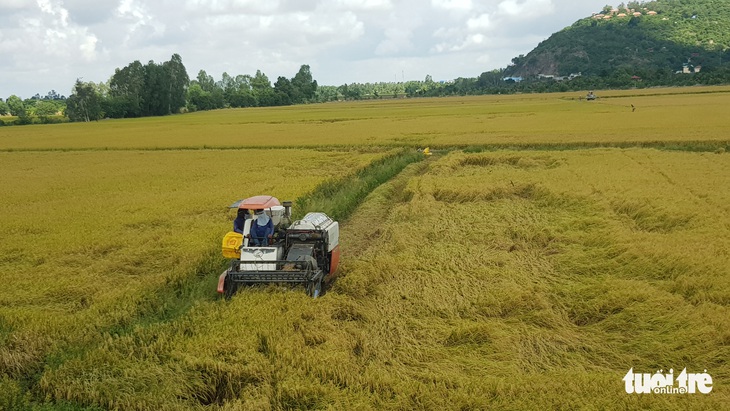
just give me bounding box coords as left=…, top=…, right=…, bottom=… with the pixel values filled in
left=591, top=6, right=658, bottom=20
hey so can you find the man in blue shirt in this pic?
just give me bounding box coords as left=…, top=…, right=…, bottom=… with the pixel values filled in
left=233, top=208, right=249, bottom=234
left=250, top=210, right=274, bottom=246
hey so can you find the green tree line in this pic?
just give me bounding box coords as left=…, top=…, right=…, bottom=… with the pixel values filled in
left=0, top=91, right=67, bottom=125
left=1, top=55, right=318, bottom=125
left=62, top=55, right=318, bottom=122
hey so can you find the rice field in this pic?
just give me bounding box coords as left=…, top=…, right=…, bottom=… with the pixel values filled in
left=0, top=87, right=728, bottom=410
left=1, top=86, right=729, bottom=151
left=0, top=149, right=385, bottom=407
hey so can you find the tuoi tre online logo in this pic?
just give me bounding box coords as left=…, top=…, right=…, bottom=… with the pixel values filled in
left=623, top=368, right=713, bottom=394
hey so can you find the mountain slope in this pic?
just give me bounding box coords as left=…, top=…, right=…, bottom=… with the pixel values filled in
left=505, top=0, right=730, bottom=78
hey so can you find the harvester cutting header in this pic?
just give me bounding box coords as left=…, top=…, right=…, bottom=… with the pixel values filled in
left=219, top=195, right=340, bottom=299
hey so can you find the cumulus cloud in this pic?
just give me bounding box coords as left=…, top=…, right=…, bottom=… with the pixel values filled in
left=376, top=27, right=415, bottom=55
left=333, top=0, right=392, bottom=11
left=431, top=0, right=473, bottom=11
left=0, top=0, right=610, bottom=98
left=15, top=0, right=99, bottom=62
left=467, top=13, right=492, bottom=30
left=0, top=0, right=31, bottom=12
left=184, top=0, right=284, bottom=15
left=116, top=0, right=166, bottom=46
left=497, top=0, right=554, bottom=19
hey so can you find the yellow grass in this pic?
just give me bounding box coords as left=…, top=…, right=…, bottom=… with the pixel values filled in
left=1, top=90, right=729, bottom=409
left=27, top=149, right=730, bottom=410
left=0, top=149, right=383, bottom=389
left=0, top=86, right=729, bottom=150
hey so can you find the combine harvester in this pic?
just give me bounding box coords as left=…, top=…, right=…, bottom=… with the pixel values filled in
left=219, top=195, right=340, bottom=299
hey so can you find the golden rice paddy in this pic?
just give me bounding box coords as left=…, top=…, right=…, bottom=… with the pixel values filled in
left=1, top=86, right=729, bottom=150
left=0, top=87, right=728, bottom=410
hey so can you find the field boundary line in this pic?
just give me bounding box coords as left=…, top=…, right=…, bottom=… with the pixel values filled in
left=2, top=140, right=727, bottom=154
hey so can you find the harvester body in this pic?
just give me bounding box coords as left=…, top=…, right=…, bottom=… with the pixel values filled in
left=218, top=196, right=340, bottom=298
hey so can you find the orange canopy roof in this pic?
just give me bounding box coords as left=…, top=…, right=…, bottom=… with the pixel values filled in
left=234, top=195, right=281, bottom=210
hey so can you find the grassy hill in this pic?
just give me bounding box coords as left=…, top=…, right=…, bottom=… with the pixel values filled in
left=506, top=0, right=730, bottom=79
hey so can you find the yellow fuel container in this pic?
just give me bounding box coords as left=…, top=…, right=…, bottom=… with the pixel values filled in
left=222, top=231, right=243, bottom=259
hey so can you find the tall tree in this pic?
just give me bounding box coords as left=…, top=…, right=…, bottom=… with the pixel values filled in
left=0, top=99, right=8, bottom=116
left=196, top=70, right=216, bottom=93
left=224, top=73, right=256, bottom=108
left=251, top=70, right=274, bottom=106
left=273, top=76, right=294, bottom=105
left=192, top=70, right=224, bottom=109
left=186, top=83, right=213, bottom=111
left=163, top=53, right=189, bottom=114
left=6, top=95, right=25, bottom=116
left=34, top=100, right=58, bottom=123
left=142, top=60, right=171, bottom=116
left=251, top=70, right=271, bottom=92
left=109, top=60, right=145, bottom=117
left=65, top=80, right=102, bottom=122
left=291, top=64, right=317, bottom=103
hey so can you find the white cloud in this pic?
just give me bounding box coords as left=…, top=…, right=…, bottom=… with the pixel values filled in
left=431, top=0, right=472, bottom=11
left=497, top=0, right=554, bottom=19
left=79, top=35, right=98, bottom=61
left=0, top=0, right=31, bottom=12
left=18, top=0, right=99, bottom=62
left=376, top=27, right=414, bottom=55
left=0, top=0, right=614, bottom=97
left=37, top=0, right=69, bottom=26
left=116, top=0, right=166, bottom=45
left=184, top=0, right=283, bottom=15
left=333, top=0, right=392, bottom=11
left=467, top=13, right=492, bottom=30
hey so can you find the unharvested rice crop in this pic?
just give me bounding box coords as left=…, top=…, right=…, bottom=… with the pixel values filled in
left=0, top=148, right=384, bottom=397
left=1, top=86, right=729, bottom=151
left=25, top=149, right=729, bottom=410
left=1, top=89, right=728, bottom=410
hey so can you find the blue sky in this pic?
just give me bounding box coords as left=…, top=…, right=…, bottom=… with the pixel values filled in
left=0, top=0, right=612, bottom=98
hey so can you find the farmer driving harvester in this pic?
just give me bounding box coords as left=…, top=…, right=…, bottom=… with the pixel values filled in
left=249, top=209, right=274, bottom=246
left=220, top=194, right=341, bottom=298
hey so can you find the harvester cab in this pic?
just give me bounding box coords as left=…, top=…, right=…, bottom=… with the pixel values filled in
left=219, top=195, right=340, bottom=299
